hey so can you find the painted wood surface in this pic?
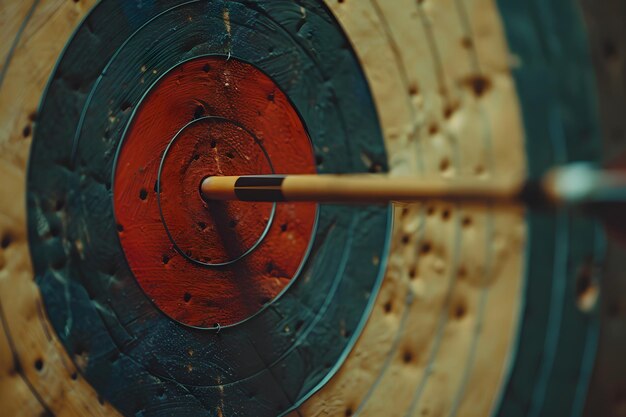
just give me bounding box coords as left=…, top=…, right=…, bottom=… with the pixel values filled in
left=0, top=0, right=621, bottom=416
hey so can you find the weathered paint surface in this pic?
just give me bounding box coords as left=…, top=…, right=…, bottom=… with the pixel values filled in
left=495, top=1, right=605, bottom=417
left=27, top=1, right=389, bottom=415
left=114, top=56, right=317, bottom=328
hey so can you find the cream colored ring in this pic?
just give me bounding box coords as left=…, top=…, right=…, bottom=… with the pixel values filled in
left=295, top=1, right=525, bottom=416
left=0, top=1, right=525, bottom=416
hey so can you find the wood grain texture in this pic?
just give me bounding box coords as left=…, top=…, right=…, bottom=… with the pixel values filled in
left=113, top=56, right=317, bottom=328
left=0, top=0, right=118, bottom=415
left=3, top=0, right=609, bottom=416
left=0, top=0, right=525, bottom=415
left=293, top=1, right=526, bottom=416
left=20, top=1, right=389, bottom=415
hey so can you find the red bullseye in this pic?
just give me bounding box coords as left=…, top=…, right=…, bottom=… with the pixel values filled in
left=113, top=56, right=317, bottom=328
left=158, top=116, right=276, bottom=266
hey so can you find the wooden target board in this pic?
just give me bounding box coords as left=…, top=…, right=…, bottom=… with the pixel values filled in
left=0, top=1, right=623, bottom=416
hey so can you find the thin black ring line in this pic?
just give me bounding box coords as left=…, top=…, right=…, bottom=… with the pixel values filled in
left=527, top=106, right=570, bottom=417
left=351, top=1, right=469, bottom=414
left=346, top=2, right=430, bottom=413
left=0, top=0, right=40, bottom=93
left=244, top=1, right=359, bottom=174
left=70, top=0, right=203, bottom=167
left=132, top=215, right=359, bottom=391
left=446, top=0, right=502, bottom=415
left=30, top=1, right=390, bottom=410
left=0, top=1, right=72, bottom=414
left=404, top=1, right=499, bottom=415
left=519, top=6, right=602, bottom=415
left=344, top=0, right=425, bottom=416
left=109, top=52, right=324, bottom=332
left=413, top=0, right=454, bottom=109
left=403, top=216, right=464, bottom=417
left=225, top=9, right=392, bottom=400
left=111, top=209, right=388, bottom=394
left=95, top=4, right=376, bottom=392
left=360, top=5, right=468, bottom=412
left=264, top=0, right=394, bottom=406
left=352, top=291, right=416, bottom=416
left=84, top=0, right=353, bottom=282
left=282, top=210, right=393, bottom=412
left=73, top=0, right=349, bottom=294
left=0, top=302, right=53, bottom=415
left=97, top=0, right=372, bottom=342
left=95, top=4, right=371, bottom=365
left=252, top=4, right=403, bottom=392
left=570, top=224, right=605, bottom=417
left=369, top=0, right=426, bottom=174
left=156, top=115, right=278, bottom=268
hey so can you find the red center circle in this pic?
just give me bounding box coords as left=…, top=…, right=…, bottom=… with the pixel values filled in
left=158, top=117, right=275, bottom=266
left=113, top=56, right=317, bottom=328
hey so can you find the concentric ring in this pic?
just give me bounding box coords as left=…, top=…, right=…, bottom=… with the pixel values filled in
left=156, top=115, right=277, bottom=268
left=112, top=55, right=320, bottom=328
left=3, top=1, right=608, bottom=416
left=26, top=1, right=390, bottom=415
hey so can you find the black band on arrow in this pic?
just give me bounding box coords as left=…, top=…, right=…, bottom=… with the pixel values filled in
left=235, top=189, right=286, bottom=202
left=519, top=179, right=551, bottom=208
left=235, top=176, right=286, bottom=201
left=235, top=175, right=286, bottom=188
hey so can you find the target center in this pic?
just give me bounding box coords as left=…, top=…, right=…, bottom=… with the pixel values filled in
left=157, top=116, right=275, bottom=267
left=113, top=56, right=317, bottom=328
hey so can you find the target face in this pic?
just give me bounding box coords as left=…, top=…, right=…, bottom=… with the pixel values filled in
left=0, top=0, right=621, bottom=417
left=113, top=56, right=319, bottom=328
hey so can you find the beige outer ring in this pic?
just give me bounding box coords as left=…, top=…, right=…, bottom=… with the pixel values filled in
left=0, top=1, right=118, bottom=415
left=0, top=1, right=526, bottom=416
left=294, top=2, right=526, bottom=416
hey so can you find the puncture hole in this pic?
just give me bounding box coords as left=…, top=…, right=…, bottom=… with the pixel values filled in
left=383, top=301, right=393, bottom=314
left=1, top=234, right=12, bottom=249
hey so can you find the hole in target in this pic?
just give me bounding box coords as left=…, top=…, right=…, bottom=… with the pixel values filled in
left=158, top=116, right=277, bottom=267
left=113, top=56, right=317, bottom=328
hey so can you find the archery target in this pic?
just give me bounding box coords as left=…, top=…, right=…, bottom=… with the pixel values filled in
left=0, top=1, right=620, bottom=417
